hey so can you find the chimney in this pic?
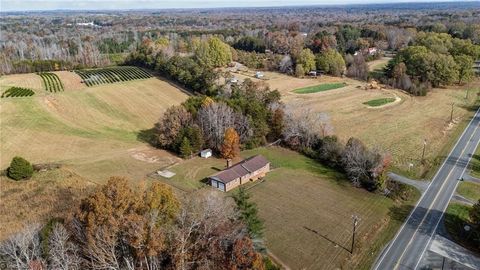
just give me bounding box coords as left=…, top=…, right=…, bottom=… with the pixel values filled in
left=226, top=159, right=232, bottom=168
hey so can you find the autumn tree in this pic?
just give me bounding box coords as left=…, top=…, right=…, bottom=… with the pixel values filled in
left=268, top=106, right=285, bottom=141
left=68, top=177, right=179, bottom=269
left=347, top=54, right=369, bottom=81
left=341, top=138, right=388, bottom=190
left=455, top=54, right=474, bottom=84
left=156, top=105, right=192, bottom=148
left=296, top=48, right=316, bottom=75
left=195, top=37, right=232, bottom=68
left=221, top=127, right=240, bottom=159
left=315, top=49, right=346, bottom=76
left=171, top=190, right=264, bottom=270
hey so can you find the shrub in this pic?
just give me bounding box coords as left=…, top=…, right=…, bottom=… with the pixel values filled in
left=7, top=156, right=34, bottom=180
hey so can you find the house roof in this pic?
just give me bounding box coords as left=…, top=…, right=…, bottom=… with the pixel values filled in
left=211, top=155, right=269, bottom=184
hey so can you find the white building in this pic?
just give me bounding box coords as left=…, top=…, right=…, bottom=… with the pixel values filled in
left=200, top=149, right=212, bottom=158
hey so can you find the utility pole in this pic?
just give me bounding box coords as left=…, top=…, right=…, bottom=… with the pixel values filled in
left=450, top=102, right=455, bottom=122
left=351, top=214, right=360, bottom=254
left=421, top=139, right=427, bottom=163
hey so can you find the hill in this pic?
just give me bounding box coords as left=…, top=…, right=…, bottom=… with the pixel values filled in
left=0, top=73, right=188, bottom=182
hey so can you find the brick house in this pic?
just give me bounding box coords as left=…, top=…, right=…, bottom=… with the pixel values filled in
left=209, top=155, right=270, bottom=192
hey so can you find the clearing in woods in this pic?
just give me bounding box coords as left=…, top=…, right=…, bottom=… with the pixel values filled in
left=0, top=73, right=188, bottom=183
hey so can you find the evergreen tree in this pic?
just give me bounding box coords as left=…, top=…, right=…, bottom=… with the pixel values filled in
left=179, top=137, right=192, bottom=158
left=233, top=187, right=264, bottom=239
left=7, top=156, right=34, bottom=180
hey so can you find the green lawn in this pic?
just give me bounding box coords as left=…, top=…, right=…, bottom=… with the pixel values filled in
left=163, top=146, right=420, bottom=269
left=240, top=147, right=418, bottom=269
left=444, top=203, right=478, bottom=252
left=457, top=182, right=480, bottom=202
left=293, top=82, right=346, bottom=94
left=363, top=97, right=396, bottom=107
left=470, top=146, right=480, bottom=178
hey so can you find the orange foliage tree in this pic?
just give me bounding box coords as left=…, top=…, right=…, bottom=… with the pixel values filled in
left=221, top=127, right=240, bottom=159
left=68, top=177, right=179, bottom=268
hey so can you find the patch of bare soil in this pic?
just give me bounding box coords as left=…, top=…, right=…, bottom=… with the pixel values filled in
left=128, top=146, right=181, bottom=164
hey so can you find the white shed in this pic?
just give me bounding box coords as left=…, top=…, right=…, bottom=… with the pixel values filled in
left=200, top=149, right=212, bottom=158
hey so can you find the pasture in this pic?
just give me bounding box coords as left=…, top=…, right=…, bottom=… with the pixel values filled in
left=0, top=74, right=188, bottom=183
left=233, top=68, right=480, bottom=178
left=225, top=65, right=479, bottom=177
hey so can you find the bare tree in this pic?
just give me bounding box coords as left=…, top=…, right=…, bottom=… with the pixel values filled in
left=0, top=224, right=44, bottom=270
left=48, top=223, right=81, bottom=270
left=282, top=107, right=333, bottom=149
left=170, top=190, right=242, bottom=270
left=197, top=102, right=251, bottom=150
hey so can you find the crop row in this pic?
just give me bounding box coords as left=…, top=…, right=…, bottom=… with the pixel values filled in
left=75, top=66, right=152, bottom=87
left=37, top=72, right=64, bottom=92
left=1, top=87, right=35, bottom=98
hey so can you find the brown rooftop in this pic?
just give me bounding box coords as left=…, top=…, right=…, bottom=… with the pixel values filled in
left=211, top=155, right=269, bottom=184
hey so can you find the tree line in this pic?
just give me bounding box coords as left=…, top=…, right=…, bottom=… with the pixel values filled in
left=384, top=32, right=480, bottom=95
left=0, top=177, right=275, bottom=270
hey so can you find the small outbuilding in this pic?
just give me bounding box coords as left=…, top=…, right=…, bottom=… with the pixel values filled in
left=200, top=149, right=213, bottom=158
left=255, top=72, right=264, bottom=79
left=209, top=155, right=270, bottom=192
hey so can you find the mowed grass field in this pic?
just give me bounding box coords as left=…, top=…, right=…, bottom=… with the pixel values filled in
left=229, top=66, right=479, bottom=178
left=282, top=77, right=480, bottom=178
left=0, top=73, right=188, bottom=182
left=165, top=147, right=419, bottom=269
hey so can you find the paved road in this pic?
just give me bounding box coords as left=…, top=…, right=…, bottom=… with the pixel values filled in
left=374, top=108, right=480, bottom=270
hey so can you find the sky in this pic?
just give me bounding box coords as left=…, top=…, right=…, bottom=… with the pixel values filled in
left=0, top=0, right=470, bottom=12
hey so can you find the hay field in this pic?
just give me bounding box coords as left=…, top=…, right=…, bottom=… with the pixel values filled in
left=229, top=68, right=479, bottom=177
left=0, top=74, right=188, bottom=182
left=284, top=79, right=480, bottom=177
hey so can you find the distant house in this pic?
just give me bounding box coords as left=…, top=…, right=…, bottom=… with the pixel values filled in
left=473, top=60, right=480, bottom=74
left=367, top=47, right=378, bottom=55
left=209, top=155, right=270, bottom=192
left=308, top=71, right=318, bottom=77
left=200, top=149, right=212, bottom=158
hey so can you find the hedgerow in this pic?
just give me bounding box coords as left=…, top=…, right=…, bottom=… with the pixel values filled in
left=1, top=87, right=35, bottom=98
left=37, top=72, right=64, bottom=92
left=74, top=66, right=152, bottom=87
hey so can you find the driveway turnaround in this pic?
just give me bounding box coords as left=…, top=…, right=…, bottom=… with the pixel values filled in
left=374, top=108, right=480, bottom=270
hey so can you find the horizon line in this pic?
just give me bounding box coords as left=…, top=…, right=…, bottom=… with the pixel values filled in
left=1, top=0, right=477, bottom=13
